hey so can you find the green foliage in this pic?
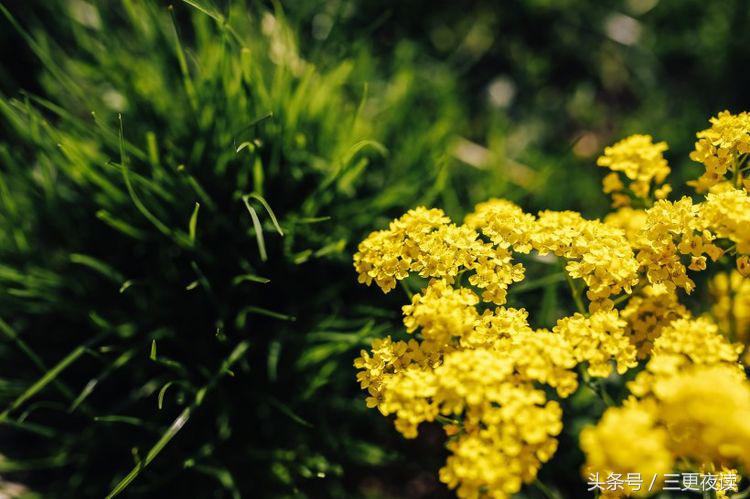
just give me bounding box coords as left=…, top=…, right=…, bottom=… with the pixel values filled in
left=0, top=1, right=501, bottom=497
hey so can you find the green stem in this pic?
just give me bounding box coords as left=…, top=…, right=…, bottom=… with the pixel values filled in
left=732, top=154, right=747, bottom=188
left=579, top=366, right=614, bottom=407
left=728, top=272, right=738, bottom=342
left=399, top=280, right=414, bottom=300
left=565, top=272, right=587, bottom=315
left=534, top=479, right=562, bottom=499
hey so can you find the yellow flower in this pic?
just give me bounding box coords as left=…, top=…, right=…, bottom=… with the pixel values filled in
left=354, top=336, right=441, bottom=406
left=380, top=366, right=439, bottom=438
left=402, top=279, right=480, bottom=345
left=465, top=306, right=533, bottom=348
left=531, top=210, right=640, bottom=309
left=353, top=207, right=525, bottom=304
left=508, top=329, right=579, bottom=397
left=553, top=310, right=637, bottom=377
left=636, top=197, right=721, bottom=293
left=654, top=183, right=672, bottom=200
left=604, top=206, right=647, bottom=246
left=654, top=365, right=750, bottom=469
left=701, top=187, right=750, bottom=255
left=597, top=134, right=670, bottom=204
left=628, top=317, right=742, bottom=398
left=689, top=110, right=750, bottom=192
left=602, top=172, right=625, bottom=194
left=584, top=366, right=750, bottom=495
left=464, top=198, right=535, bottom=253
left=353, top=111, right=750, bottom=499
left=438, top=384, right=562, bottom=499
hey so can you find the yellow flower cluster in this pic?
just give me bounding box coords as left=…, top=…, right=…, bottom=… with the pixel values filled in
left=355, top=111, right=750, bottom=498
left=597, top=134, right=671, bottom=206
left=634, top=197, right=722, bottom=293
left=689, top=110, right=750, bottom=192
left=357, top=311, right=572, bottom=497
left=583, top=317, right=749, bottom=491
left=701, top=187, right=750, bottom=255
left=529, top=210, right=640, bottom=310
left=354, top=336, right=441, bottom=411
left=583, top=365, right=750, bottom=496
left=653, top=365, right=750, bottom=469
left=627, top=317, right=742, bottom=397
left=354, top=207, right=524, bottom=304
left=464, top=198, right=535, bottom=252
left=604, top=206, right=647, bottom=245
left=354, top=275, right=638, bottom=496
left=439, top=382, right=561, bottom=498
left=552, top=311, right=636, bottom=377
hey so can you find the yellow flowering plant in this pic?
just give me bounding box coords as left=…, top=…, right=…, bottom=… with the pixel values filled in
left=353, top=111, right=750, bottom=498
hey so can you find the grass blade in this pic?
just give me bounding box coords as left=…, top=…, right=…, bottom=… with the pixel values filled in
left=0, top=332, right=107, bottom=419
left=188, top=202, right=200, bottom=244
left=106, top=341, right=249, bottom=498
left=241, top=197, right=267, bottom=261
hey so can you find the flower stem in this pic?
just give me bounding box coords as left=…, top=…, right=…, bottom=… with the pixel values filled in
left=565, top=272, right=587, bottom=315
left=534, top=479, right=562, bottom=499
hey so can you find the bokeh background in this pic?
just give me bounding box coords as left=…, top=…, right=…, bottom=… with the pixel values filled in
left=1, top=0, right=749, bottom=497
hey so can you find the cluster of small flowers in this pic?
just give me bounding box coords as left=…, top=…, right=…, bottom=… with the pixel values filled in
left=597, top=134, right=672, bottom=207
left=353, top=206, right=524, bottom=304
left=354, top=252, right=633, bottom=497
left=689, top=110, right=750, bottom=192
left=583, top=318, right=750, bottom=496
left=353, top=111, right=750, bottom=498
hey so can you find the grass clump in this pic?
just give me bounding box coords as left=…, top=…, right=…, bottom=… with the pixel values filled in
left=0, top=1, right=504, bottom=497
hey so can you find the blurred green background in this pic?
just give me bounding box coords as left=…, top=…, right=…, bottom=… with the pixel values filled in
left=0, top=1, right=748, bottom=498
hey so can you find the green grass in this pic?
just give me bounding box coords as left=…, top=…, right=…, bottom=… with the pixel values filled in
left=0, top=1, right=506, bottom=497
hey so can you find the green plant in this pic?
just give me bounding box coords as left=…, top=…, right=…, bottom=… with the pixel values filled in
left=0, top=2, right=504, bottom=497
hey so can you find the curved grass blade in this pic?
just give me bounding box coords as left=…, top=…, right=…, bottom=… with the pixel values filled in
left=242, top=196, right=267, bottom=261
left=244, top=193, right=284, bottom=236
left=70, top=253, right=125, bottom=283
left=118, top=115, right=174, bottom=239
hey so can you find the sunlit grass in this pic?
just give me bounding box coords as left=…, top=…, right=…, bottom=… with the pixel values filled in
left=0, top=1, right=507, bottom=497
